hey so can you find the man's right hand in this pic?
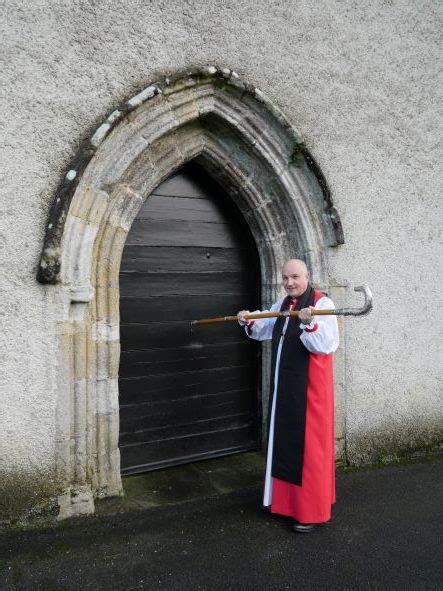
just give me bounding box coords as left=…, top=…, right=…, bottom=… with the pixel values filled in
left=237, top=310, right=252, bottom=326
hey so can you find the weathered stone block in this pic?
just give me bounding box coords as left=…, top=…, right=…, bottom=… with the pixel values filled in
left=61, top=216, right=99, bottom=287
left=95, top=226, right=128, bottom=286
left=106, top=185, right=144, bottom=232
left=70, top=186, right=109, bottom=225
left=57, top=485, right=95, bottom=520
left=96, top=340, right=120, bottom=380
left=92, top=321, right=119, bottom=343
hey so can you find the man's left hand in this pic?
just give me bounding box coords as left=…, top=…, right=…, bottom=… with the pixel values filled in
left=299, top=306, right=315, bottom=325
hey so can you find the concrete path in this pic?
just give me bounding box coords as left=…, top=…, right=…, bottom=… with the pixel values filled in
left=0, top=457, right=441, bottom=590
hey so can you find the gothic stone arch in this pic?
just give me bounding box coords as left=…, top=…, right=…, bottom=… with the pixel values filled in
left=37, top=67, right=344, bottom=519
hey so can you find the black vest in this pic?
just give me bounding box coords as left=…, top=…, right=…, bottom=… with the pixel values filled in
left=268, top=285, right=315, bottom=485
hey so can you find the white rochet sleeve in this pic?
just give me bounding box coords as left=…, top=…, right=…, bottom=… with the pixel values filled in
left=244, top=296, right=339, bottom=355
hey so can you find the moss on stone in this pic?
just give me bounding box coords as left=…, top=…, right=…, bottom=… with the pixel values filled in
left=288, top=141, right=306, bottom=166
left=344, top=425, right=443, bottom=470
left=0, top=472, right=62, bottom=528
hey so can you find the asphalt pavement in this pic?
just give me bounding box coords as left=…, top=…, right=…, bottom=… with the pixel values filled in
left=0, top=457, right=441, bottom=590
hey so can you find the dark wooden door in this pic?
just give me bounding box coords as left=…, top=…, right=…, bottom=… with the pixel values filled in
left=119, top=162, right=260, bottom=475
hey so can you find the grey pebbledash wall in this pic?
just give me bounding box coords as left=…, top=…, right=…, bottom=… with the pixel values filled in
left=0, top=0, right=441, bottom=523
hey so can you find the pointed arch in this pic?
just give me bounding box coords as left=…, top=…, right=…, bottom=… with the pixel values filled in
left=37, top=67, right=344, bottom=519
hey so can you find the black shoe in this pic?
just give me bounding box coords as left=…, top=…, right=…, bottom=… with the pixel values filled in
left=292, top=522, right=316, bottom=533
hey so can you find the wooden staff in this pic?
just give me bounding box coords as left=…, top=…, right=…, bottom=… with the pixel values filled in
left=191, top=284, right=373, bottom=327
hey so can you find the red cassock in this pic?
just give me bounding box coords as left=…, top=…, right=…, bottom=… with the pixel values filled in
left=271, top=345, right=335, bottom=523
left=245, top=288, right=339, bottom=524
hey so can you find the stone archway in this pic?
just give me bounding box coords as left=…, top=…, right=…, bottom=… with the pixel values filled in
left=37, top=67, right=344, bottom=519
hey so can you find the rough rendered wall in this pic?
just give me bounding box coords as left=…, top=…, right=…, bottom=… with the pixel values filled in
left=1, top=0, right=441, bottom=518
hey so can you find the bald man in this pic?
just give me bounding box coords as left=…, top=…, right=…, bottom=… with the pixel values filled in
left=238, top=259, right=339, bottom=533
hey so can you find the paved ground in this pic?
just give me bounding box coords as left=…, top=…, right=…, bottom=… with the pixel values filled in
left=0, top=456, right=441, bottom=590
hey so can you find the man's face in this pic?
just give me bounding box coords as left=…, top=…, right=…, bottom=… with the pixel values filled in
left=282, top=261, right=309, bottom=299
